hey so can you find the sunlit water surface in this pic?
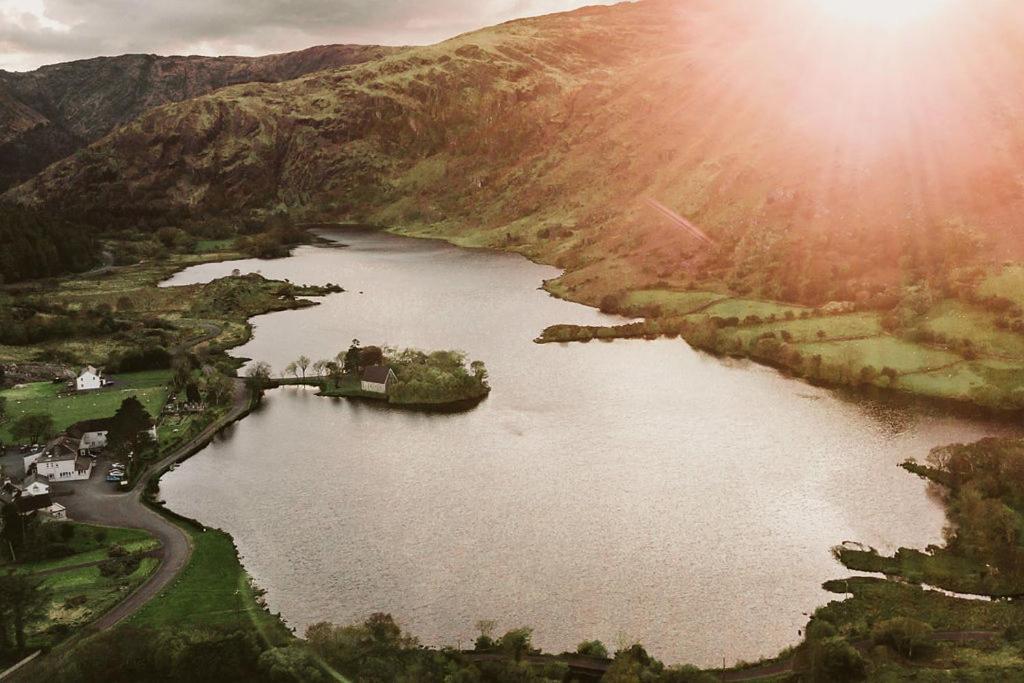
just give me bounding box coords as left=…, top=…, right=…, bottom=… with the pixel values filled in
left=159, top=229, right=1009, bottom=665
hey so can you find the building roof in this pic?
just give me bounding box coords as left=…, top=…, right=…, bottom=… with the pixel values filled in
left=67, top=417, right=115, bottom=438
left=36, top=436, right=80, bottom=464
left=362, top=366, right=395, bottom=383
left=75, top=457, right=92, bottom=472
left=80, top=365, right=100, bottom=377
left=23, top=473, right=49, bottom=489
left=14, top=493, right=53, bottom=514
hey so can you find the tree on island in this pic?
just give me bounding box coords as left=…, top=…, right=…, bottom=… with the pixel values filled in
left=325, top=361, right=344, bottom=387
left=360, top=346, right=383, bottom=368
left=284, top=362, right=298, bottom=379
left=107, top=397, right=153, bottom=455
left=343, top=340, right=361, bottom=375
left=9, top=413, right=54, bottom=444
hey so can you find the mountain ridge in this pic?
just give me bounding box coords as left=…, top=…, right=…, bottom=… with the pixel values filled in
left=7, top=0, right=1024, bottom=307
left=0, top=44, right=402, bottom=190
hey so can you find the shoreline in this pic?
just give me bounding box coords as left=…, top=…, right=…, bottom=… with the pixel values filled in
left=90, top=227, right=1014, bottom=674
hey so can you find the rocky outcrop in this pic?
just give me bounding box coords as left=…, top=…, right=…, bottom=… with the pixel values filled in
left=0, top=44, right=400, bottom=190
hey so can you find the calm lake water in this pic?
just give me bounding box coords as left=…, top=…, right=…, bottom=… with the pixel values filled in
left=160, top=229, right=1008, bottom=666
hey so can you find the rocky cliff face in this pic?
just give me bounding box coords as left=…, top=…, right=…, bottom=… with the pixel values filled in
left=7, top=0, right=1024, bottom=304
left=0, top=44, right=399, bottom=190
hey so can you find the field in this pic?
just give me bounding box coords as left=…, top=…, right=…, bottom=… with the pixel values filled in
left=978, top=264, right=1024, bottom=309
left=701, top=297, right=808, bottom=319
left=622, top=288, right=726, bottom=316
left=0, top=370, right=171, bottom=442
left=130, top=526, right=290, bottom=642
left=5, top=522, right=160, bottom=653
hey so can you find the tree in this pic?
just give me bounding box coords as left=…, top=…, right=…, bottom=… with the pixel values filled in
left=0, top=571, right=52, bottom=651
left=0, top=396, right=6, bottom=424
left=106, top=397, right=153, bottom=454
left=259, top=646, right=329, bottom=683
left=871, top=617, right=934, bottom=660
left=498, top=627, right=534, bottom=662
left=284, top=362, right=299, bottom=379
left=359, top=346, right=384, bottom=367
left=312, top=360, right=328, bottom=379
left=10, top=413, right=54, bottom=443
left=205, top=373, right=233, bottom=405
left=325, top=361, right=344, bottom=387
left=185, top=381, right=202, bottom=404
left=576, top=640, right=609, bottom=658
left=245, top=362, right=273, bottom=392
left=343, top=340, right=362, bottom=375
left=296, top=355, right=311, bottom=381
left=810, top=637, right=867, bottom=682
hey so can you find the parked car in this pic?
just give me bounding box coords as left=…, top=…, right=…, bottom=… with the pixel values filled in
left=105, top=474, right=123, bottom=482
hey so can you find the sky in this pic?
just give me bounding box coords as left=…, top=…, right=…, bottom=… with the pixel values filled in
left=0, top=0, right=617, bottom=72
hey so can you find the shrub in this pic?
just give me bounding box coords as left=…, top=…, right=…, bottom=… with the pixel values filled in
left=576, top=639, right=609, bottom=658
left=871, top=617, right=934, bottom=660
left=811, top=637, right=867, bottom=681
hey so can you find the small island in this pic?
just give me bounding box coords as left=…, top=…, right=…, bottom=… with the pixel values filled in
left=254, top=341, right=490, bottom=411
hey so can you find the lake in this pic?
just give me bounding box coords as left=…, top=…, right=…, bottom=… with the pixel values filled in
left=159, top=228, right=1007, bottom=666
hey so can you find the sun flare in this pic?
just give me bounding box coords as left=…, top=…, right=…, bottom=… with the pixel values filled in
left=817, top=0, right=949, bottom=29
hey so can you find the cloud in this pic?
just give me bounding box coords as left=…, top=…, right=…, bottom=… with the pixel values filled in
left=0, top=0, right=615, bottom=71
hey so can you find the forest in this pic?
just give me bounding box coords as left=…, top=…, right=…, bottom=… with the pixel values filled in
left=0, top=205, right=98, bottom=283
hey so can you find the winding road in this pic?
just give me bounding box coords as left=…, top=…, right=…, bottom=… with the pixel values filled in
left=61, top=377, right=251, bottom=630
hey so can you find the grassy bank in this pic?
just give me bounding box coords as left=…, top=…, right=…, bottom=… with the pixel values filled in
left=536, top=281, right=1024, bottom=413
left=129, top=525, right=290, bottom=644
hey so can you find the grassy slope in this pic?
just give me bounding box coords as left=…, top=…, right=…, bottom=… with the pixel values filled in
left=0, top=370, right=171, bottom=442
left=130, top=526, right=290, bottom=643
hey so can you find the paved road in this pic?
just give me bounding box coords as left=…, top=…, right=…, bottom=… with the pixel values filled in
left=59, top=378, right=250, bottom=630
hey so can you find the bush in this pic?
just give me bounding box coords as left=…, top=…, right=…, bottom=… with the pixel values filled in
left=576, top=639, right=609, bottom=658
left=812, top=637, right=867, bottom=681
left=871, top=617, right=935, bottom=660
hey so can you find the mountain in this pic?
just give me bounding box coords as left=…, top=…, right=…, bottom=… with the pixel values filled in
left=7, top=0, right=1024, bottom=306
left=0, top=44, right=400, bottom=191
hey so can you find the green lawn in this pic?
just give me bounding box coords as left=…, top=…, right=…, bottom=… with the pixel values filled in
left=921, top=300, right=1024, bottom=360
left=0, top=370, right=171, bottom=442
left=734, top=311, right=883, bottom=346
left=702, top=297, right=808, bottom=319
left=622, top=289, right=727, bottom=316
left=799, top=337, right=961, bottom=374
left=130, top=526, right=290, bottom=643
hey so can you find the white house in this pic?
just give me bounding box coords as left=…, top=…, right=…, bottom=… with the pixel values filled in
left=67, top=417, right=157, bottom=454
left=32, top=437, right=93, bottom=481
left=76, top=365, right=103, bottom=391
left=361, top=366, right=397, bottom=394
left=21, top=473, right=50, bottom=497
left=22, top=446, right=45, bottom=471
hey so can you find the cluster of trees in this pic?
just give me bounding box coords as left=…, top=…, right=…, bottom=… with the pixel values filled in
left=272, top=341, right=490, bottom=405
left=386, top=348, right=489, bottom=404
left=6, top=413, right=55, bottom=444
left=919, top=439, right=1024, bottom=581
left=0, top=204, right=97, bottom=284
